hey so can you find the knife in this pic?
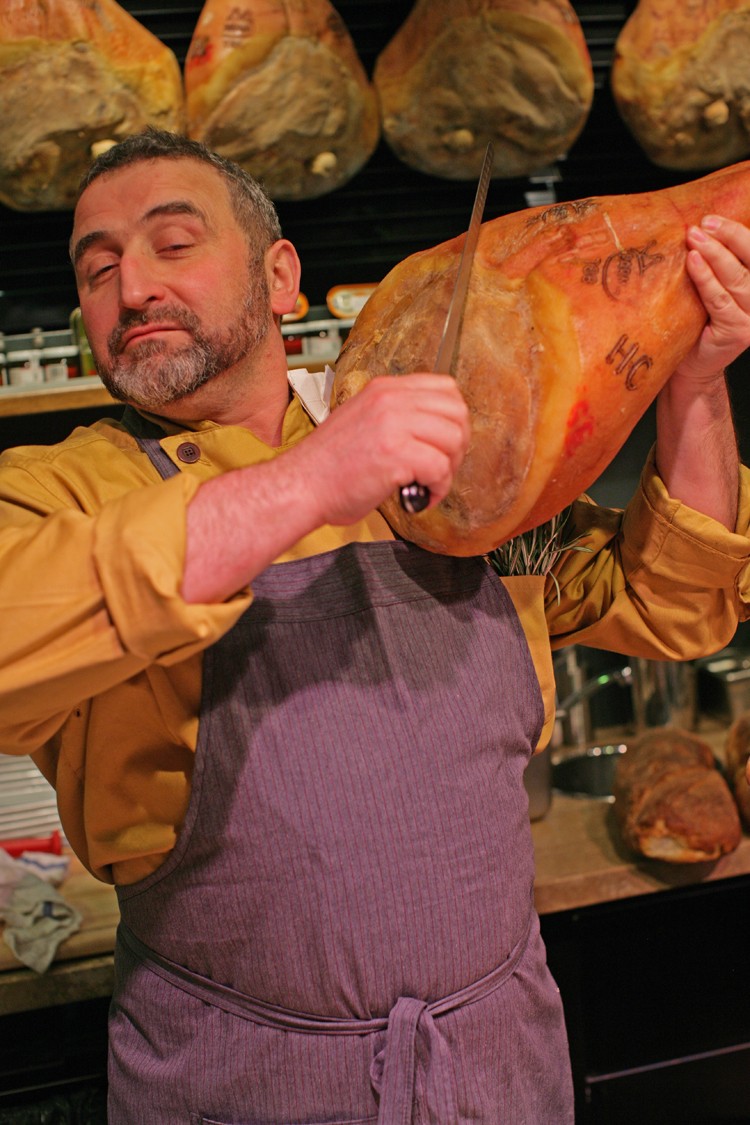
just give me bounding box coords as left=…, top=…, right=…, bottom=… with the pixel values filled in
left=399, top=141, right=494, bottom=514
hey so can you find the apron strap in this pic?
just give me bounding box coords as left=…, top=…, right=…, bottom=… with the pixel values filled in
left=116, top=921, right=390, bottom=1035
left=120, top=405, right=180, bottom=481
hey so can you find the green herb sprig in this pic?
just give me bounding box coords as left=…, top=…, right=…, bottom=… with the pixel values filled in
left=487, top=505, right=591, bottom=601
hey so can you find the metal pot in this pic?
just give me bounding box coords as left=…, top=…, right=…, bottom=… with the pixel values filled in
left=524, top=745, right=552, bottom=821
left=551, top=742, right=628, bottom=800
left=632, top=657, right=697, bottom=731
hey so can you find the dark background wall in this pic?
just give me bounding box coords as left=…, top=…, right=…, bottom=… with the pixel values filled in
left=1, top=0, right=749, bottom=491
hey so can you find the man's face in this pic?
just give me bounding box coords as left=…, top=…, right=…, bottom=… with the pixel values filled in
left=71, top=158, right=273, bottom=411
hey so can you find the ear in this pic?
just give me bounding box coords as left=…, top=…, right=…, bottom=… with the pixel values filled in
left=265, top=239, right=302, bottom=318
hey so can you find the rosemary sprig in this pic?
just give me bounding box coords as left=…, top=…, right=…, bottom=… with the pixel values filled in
left=486, top=505, right=591, bottom=602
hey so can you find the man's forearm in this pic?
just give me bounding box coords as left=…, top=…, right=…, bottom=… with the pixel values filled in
left=655, top=372, right=739, bottom=531
left=180, top=374, right=472, bottom=604
left=181, top=453, right=329, bottom=605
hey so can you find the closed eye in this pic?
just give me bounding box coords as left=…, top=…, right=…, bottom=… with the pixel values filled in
left=158, top=242, right=194, bottom=256
left=90, top=261, right=117, bottom=281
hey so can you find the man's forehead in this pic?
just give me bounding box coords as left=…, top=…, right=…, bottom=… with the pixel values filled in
left=72, top=160, right=228, bottom=256
left=72, top=200, right=211, bottom=265
left=77, top=158, right=227, bottom=219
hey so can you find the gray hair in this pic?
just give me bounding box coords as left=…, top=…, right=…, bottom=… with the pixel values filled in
left=77, top=128, right=282, bottom=256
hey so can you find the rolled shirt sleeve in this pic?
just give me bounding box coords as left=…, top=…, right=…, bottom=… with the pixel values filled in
left=546, top=449, right=750, bottom=657
left=0, top=454, right=251, bottom=755
left=95, top=472, right=251, bottom=662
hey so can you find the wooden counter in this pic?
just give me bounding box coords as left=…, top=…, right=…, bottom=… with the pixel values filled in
left=532, top=790, right=750, bottom=914
left=533, top=721, right=750, bottom=913
left=2, top=733, right=750, bottom=1013
left=0, top=856, right=118, bottom=1015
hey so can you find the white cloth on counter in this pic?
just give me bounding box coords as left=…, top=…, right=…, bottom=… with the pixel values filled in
left=0, top=848, right=81, bottom=973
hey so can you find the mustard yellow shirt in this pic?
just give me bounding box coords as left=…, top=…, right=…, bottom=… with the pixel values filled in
left=1, top=395, right=750, bottom=885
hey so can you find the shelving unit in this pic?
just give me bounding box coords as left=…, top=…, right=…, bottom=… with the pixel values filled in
left=0, top=308, right=352, bottom=417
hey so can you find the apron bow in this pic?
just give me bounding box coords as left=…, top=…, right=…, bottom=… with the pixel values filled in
left=370, top=995, right=459, bottom=1125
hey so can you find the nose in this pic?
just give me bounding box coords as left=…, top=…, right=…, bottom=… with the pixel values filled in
left=118, top=251, right=167, bottom=310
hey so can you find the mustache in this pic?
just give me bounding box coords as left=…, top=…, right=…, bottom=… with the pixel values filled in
left=108, top=305, right=202, bottom=355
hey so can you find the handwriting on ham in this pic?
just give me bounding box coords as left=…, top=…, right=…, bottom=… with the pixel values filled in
left=525, top=200, right=596, bottom=228
left=607, top=335, right=652, bottom=389
left=187, top=2, right=348, bottom=59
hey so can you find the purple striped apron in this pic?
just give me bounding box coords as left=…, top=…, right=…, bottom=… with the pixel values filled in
left=108, top=423, right=573, bottom=1123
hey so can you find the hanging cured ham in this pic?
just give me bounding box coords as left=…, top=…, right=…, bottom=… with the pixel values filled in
left=184, top=0, right=380, bottom=201
left=333, top=160, right=750, bottom=556
left=372, top=0, right=594, bottom=181
left=0, top=0, right=184, bottom=212
left=612, top=0, right=750, bottom=171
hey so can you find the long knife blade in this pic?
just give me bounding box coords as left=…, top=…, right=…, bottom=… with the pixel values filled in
left=435, top=142, right=494, bottom=373
left=400, top=142, right=494, bottom=514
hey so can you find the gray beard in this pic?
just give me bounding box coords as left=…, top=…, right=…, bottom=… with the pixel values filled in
left=96, top=282, right=272, bottom=411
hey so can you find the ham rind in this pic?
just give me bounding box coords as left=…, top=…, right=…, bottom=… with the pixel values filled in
left=0, top=0, right=184, bottom=212
left=373, top=0, right=594, bottom=181
left=184, top=0, right=380, bottom=201
left=612, top=0, right=750, bottom=171
left=334, top=160, right=750, bottom=555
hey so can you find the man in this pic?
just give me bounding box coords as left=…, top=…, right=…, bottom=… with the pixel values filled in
left=2, top=128, right=750, bottom=1123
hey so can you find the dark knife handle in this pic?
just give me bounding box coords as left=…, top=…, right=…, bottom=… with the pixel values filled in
left=399, top=482, right=430, bottom=513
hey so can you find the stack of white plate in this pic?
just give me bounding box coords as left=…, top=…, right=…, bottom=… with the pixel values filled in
left=0, top=755, right=63, bottom=845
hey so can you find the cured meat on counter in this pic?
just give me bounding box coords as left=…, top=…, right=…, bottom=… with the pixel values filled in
left=334, top=160, right=750, bottom=556
left=373, top=0, right=594, bottom=181
left=612, top=0, right=750, bottom=171
left=613, top=728, right=741, bottom=864
left=184, top=0, right=380, bottom=201
left=724, top=713, right=750, bottom=830
left=0, top=0, right=185, bottom=212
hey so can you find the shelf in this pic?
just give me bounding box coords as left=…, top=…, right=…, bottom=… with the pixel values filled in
left=0, top=377, right=115, bottom=418
left=0, top=357, right=337, bottom=419
left=0, top=303, right=348, bottom=420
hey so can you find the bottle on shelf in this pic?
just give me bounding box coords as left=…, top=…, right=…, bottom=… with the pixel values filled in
left=69, top=308, right=97, bottom=378
left=30, top=325, right=59, bottom=382
left=7, top=334, right=43, bottom=386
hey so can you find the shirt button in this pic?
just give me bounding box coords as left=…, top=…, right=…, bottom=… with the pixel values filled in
left=176, top=442, right=201, bottom=464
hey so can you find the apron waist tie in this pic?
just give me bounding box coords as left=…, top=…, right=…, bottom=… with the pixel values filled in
left=369, top=908, right=532, bottom=1124
left=118, top=906, right=533, bottom=1124
left=370, top=996, right=457, bottom=1125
